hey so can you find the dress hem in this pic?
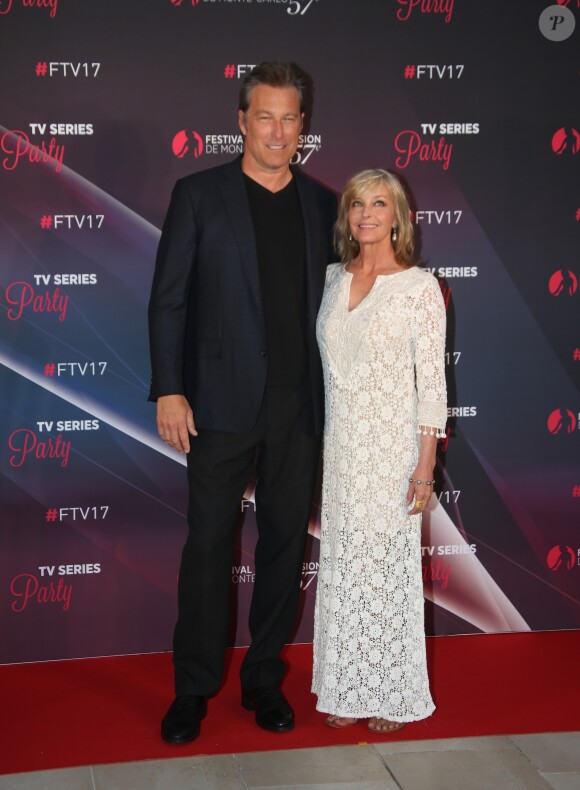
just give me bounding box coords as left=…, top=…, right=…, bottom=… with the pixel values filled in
left=313, top=698, right=436, bottom=723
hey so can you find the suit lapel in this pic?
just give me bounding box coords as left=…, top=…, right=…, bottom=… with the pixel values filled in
left=218, top=160, right=325, bottom=317
left=219, top=160, right=262, bottom=310
left=293, top=166, right=324, bottom=320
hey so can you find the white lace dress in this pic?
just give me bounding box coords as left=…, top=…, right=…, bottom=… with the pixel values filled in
left=312, top=263, right=447, bottom=722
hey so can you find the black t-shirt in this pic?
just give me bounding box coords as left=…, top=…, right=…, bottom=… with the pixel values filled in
left=244, top=173, right=307, bottom=386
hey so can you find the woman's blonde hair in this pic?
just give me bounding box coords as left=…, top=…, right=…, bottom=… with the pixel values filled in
left=334, top=169, right=415, bottom=267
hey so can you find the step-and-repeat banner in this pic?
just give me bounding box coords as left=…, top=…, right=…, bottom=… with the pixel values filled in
left=1, top=1, right=578, bottom=664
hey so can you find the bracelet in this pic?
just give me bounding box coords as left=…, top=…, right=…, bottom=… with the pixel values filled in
left=409, top=478, right=436, bottom=485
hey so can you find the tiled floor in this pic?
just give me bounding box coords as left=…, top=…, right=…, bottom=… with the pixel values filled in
left=1, top=732, right=578, bottom=789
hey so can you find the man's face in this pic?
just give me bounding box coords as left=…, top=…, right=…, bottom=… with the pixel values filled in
left=238, top=84, right=303, bottom=176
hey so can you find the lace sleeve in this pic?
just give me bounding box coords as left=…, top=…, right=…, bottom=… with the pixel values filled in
left=325, top=262, right=343, bottom=285
left=413, top=276, right=447, bottom=438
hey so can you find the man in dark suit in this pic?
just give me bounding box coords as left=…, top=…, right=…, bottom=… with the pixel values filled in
left=148, top=62, right=336, bottom=744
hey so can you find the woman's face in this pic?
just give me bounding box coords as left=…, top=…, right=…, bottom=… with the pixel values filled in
left=347, top=186, right=397, bottom=246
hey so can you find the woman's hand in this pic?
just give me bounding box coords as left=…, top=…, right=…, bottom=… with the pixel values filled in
left=406, top=467, right=435, bottom=516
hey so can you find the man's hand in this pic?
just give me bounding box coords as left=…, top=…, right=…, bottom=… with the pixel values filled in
left=157, top=394, right=197, bottom=453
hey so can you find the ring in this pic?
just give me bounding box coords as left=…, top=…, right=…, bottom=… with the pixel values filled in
left=415, top=500, right=424, bottom=507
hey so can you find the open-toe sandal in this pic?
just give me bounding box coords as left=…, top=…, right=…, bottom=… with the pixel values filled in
left=368, top=717, right=406, bottom=733
left=325, top=715, right=359, bottom=729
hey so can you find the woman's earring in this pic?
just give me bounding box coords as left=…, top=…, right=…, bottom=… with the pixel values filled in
left=391, top=226, right=398, bottom=242
left=348, top=233, right=354, bottom=242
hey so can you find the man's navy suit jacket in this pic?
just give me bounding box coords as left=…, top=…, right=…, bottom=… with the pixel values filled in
left=148, top=158, right=337, bottom=434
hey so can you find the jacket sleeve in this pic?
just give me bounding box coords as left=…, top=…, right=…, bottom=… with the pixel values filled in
left=148, top=179, right=197, bottom=401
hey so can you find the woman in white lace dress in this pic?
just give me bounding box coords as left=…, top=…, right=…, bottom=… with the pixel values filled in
left=312, top=170, right=447, bottom=733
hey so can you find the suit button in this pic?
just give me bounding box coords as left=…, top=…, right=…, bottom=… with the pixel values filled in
left=260, top=350, right=267, bottom=357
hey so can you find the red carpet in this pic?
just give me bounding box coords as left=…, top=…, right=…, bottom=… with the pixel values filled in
left=1, top=631, right=579, bottom=775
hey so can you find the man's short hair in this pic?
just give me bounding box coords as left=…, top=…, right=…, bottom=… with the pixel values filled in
left=238, top=62, right=307, bottom=114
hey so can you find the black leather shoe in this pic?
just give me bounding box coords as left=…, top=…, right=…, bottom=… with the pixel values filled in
left=161, top=695, right=207, bottom=744
left=241, top=686, right=295, bottom=732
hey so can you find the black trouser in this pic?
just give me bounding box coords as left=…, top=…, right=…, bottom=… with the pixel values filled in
left=173, top=382, right=321, bottom=697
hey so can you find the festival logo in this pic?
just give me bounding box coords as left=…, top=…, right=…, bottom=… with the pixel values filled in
left=548, top=269, right=578, bottom=296
left=547, top=408, right=577, bottom=435
left=172, top=129, right=204, bottom=159
left=172, top=127, right=322, bottom=164
left=552, top=128, right=580, bottom=155
left=546, top=545, right=576, bottom=571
